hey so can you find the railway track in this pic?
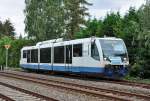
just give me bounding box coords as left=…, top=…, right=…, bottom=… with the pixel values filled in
left=104, top=79, right=150, bottom=89
left=0, top=93, right=15, bottom=101
left=0, top=80, right=57, bottom=101
left=48, top=71, right=150, bottom=89
left=12, top=69, right=150, bottom=89
left=55, top=73, right=150, bottom=89
left=0, top=71, right=150, bottom=101
left=11, top=70, right=150, bottom=89
left=58, top=72, right=150, bottom=89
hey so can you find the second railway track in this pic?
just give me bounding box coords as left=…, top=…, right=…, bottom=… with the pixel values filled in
left=0, top=80, right=57, bottom=101
left=101, top=78, right=150, bottom=89
left=0, top=71, right=150, bottom=101
left=0, top=93, right=15, bottom=101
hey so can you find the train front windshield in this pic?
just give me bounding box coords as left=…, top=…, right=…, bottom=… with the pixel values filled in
left=100, top=39, right=128, bottom=60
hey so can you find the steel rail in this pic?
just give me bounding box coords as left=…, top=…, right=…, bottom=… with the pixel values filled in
left=112, top=80, right=150, bottom=89
left=0, top=72, right=130, bottom=101
left=1, top=72, right=150, bottom=101
left=0, top=93, right=15, bottom=101
left=0, top=81, right=58, bottom=101
left=19, top=70, right=150, bottom=89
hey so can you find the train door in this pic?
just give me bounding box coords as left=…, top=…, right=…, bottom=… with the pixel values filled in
left=65, top=45, right=72, bottom=71
left=22, top=50, right=27, bottom=64
left=51, top=46, right=54, bottom=71
left=39, top=47, right=51, bottom=70
left=38, top=48, right=40, bottom=70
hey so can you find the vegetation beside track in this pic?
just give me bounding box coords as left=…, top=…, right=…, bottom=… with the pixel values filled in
left=125, top=75, right=150, bottom=84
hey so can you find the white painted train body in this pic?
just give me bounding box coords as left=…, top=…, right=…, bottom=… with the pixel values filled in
left=20, top=37, right=129, bottom=78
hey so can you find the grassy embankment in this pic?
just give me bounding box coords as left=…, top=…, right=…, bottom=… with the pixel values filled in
left=125, top=76, right=150, bottom=84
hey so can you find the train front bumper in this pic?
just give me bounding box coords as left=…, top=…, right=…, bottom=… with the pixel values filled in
left=104, top=64, right=130, bottom=78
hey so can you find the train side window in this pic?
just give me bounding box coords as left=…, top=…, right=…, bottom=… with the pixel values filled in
left=73, top=44, right=82, bottom=57
left=23, top=50, right=27, bottom=58
left=91, top=43, right=100, bottom=61
left=27, top=50, right=31, bottom=63
left=31, top=49, right=38, bottom=63
left=40, top=48, right=51, bottom=63
left=54, top=46, right=64, bottom=63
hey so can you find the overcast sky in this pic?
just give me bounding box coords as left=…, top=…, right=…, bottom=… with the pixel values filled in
left=0, top=0, right=146, bottom=37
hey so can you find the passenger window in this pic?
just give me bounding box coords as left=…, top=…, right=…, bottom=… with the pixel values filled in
left=40, top=48, right=51, bottom=63
left=91, top=43, right=100, bottom=61
left=23, top=50, right=27, bottom=58
left=73, top=44, right=82, bottom=57
left=54, top=46, right=64, bottom=63
left=27, top=50, right=31, bottom=63
left=31, top=49, right=38, bottom=63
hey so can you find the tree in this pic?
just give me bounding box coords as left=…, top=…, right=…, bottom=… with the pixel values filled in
left=0, top=19, right=15, bottom=38
left=101, top=12, right=122, bottom=37
left=9, top=39, right=34, bottom=67
left=134, top=0, right=150, bottom=78
left=64, top=0, right=91, bottom=39
left=74, top=18, right=103, bottom=38
left=0, top=36, right=34, bottom=67
left=24, top=0, right=91, bottom=40
left=45, top=0, right=65, bottom=39
left=0, top=20, right=3, bottom=37
left=121, top=7, right=140, bottom=67
left=0, top=36, right=12, bottom=66
left=24, top=0, right=65, bottom=41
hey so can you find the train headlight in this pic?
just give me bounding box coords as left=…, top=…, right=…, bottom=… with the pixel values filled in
left=123, top=58, right=129, bottom=64
left=123, top=58, right=127, bottom=61
left=104, top=57, right=111, bottom=64
left=104, top=58, right=107, bottom=61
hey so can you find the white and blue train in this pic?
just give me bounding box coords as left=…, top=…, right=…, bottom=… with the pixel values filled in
left=20, top=37, right=129, bottom=78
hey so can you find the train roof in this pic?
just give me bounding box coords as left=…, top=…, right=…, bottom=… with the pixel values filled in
left=21, top=37, right=122, bottom=50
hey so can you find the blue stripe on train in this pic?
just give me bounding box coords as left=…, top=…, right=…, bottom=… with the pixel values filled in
left=20, top=64, right=104, bottom=73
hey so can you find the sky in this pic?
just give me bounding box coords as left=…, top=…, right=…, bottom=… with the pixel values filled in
left=0, top=0, right=146, bottom=37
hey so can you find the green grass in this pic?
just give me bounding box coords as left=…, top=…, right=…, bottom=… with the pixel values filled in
left=124, top=75, right=150, bottom=84
left=8, top=67, right=22, bottom=71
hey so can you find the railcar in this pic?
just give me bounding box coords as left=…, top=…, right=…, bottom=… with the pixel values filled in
left=20, top=37, right=129, bottom=78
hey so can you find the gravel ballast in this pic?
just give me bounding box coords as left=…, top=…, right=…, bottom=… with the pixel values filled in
left=8, top=71, right=150, bottom=95
left=1, top=70, right=150, bottom=101
left=0, top=76, right=108, bottom=101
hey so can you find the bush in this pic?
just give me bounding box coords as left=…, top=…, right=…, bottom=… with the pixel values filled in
left=130, top=62, right=144, bottom=78
left=0, top=36, right=34, bottom=68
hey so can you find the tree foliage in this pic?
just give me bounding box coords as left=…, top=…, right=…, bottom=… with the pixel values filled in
left=64, top=0, right=91, bottom=39
left=134, top=0, right=150, bottom=78
left=8, top=39, right=34, bottom=67
left=0, top=19, right=15, bottom=38
left=0, top=36, right=34, bottom=67
left=0, top=36, right=13, bottom=65
left=24, top=0, right=90, bottom=40
left=24, top=0, right=65, bottom=41
left=74, top=18, right=103, bottom=38
left=102, top=12, right=123, bottom=37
